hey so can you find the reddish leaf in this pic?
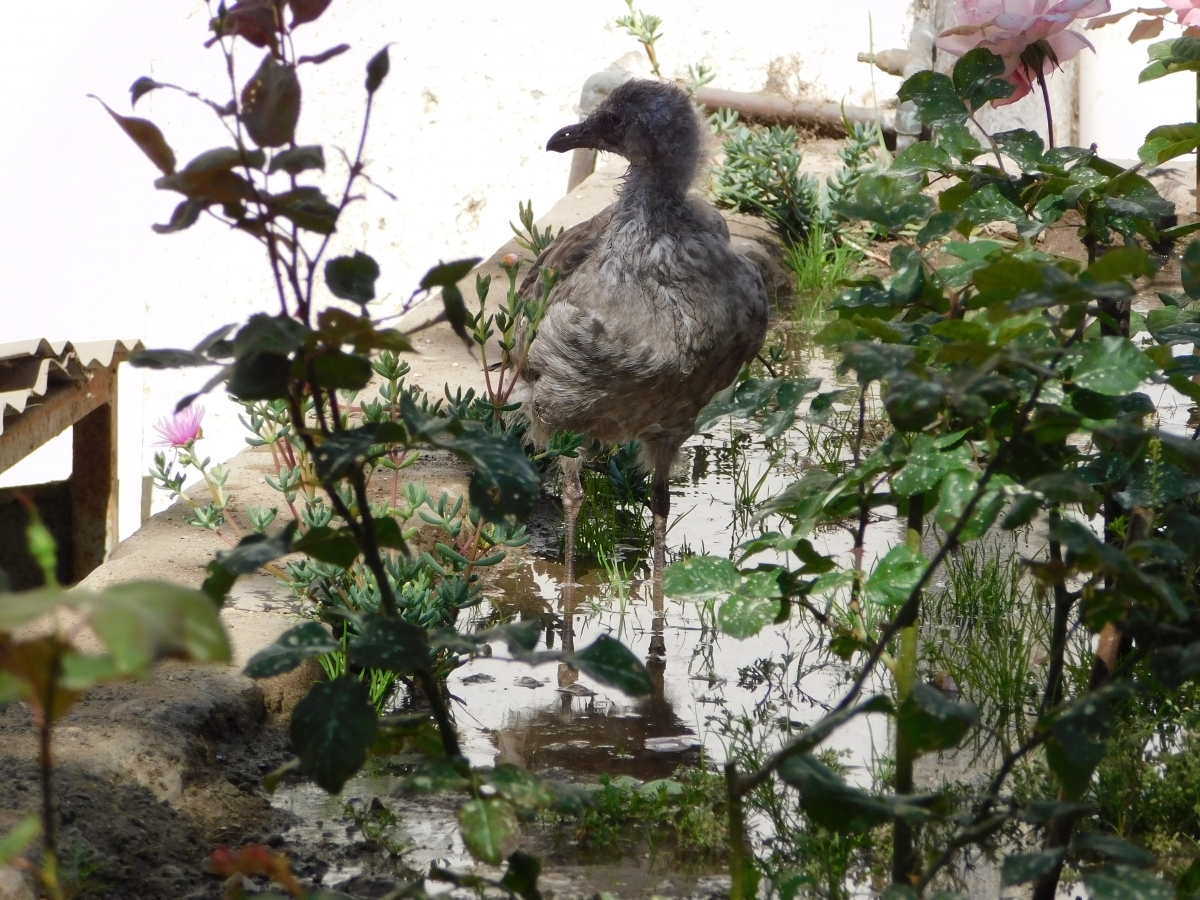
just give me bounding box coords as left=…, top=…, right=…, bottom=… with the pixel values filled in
left=129, top=76, right=162, bottom=107
left=207, top=845, right=302, bottom=896
left=270, top=187, right=339, bottom=233
left=3, top=637, right=81, bottom=724
left=1129, top=17, right=1164, bottom=42
left=241, top=54, right=301, bottom=148
left=153, top=199, right=208, bottom=234
left=365, top=46, right=389, bottom=95
left=1084, top=9, right=1132, bottom=28
left=298, top=43, right=350, bottom=65
left=183, top=146, right=267, bottom=173
left=289, top=0, right=333, bottom=26
left=209, top=1, right=279, bottom=50
left=90, top=96, right=176, bottom=175
left=155, top=169, right=257, bottom=204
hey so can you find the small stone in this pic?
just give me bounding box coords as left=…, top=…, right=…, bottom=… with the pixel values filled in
left=224, top=874, right=255, bottom=894
left=369, top=797, right=385, bottom=813
left=645, top=735, right=701, bottom=753
left=460, top=673, right=496, bottom=685
left=513, top=676, right=544, bottom=689
left=265, top=833, right=285, bottom=848
left=0, top=865, right=35, bottom=900
left=930, top=671, right=959, bottom=696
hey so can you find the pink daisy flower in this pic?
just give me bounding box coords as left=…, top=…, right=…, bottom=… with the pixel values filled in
left=153, top=405, right=205, bottom=448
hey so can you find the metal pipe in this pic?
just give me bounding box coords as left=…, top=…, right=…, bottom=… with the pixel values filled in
left=564, top=75, right=897, bottom=191
left=692, top=86, right=894, bottom=135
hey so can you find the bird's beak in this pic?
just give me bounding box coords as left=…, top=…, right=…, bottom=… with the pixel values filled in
left=546, top=121, right=594, bottom=153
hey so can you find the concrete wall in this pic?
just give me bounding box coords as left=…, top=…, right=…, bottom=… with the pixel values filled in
left=0, top=0, right=1192, bottom=544
left=1078, top=4, right=1196, bottom=160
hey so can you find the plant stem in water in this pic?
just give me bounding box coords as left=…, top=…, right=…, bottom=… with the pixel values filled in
left=725, top=762, right=753, bottom=900
left=891, top=494, right=924, bottom=886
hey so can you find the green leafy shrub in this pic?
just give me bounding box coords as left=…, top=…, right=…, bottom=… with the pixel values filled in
left=711, top=125, right=822, bottom=243
left=570, top=767, right=727, bottom=860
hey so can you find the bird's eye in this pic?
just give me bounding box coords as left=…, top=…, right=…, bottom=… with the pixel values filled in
left=594, top=110, right=622, bottom=134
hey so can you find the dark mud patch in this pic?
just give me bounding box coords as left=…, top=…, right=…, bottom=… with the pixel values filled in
left=0, top=663, right=297, bottom=900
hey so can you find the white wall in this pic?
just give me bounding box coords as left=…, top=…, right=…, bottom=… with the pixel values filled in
left=0, top=1, right=913, bottom=541
left=1077, top=2, right=1195, bottom=160
left=1, top=0, right=1183, bottom=547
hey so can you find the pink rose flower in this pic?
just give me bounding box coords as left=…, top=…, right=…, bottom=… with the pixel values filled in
left=1165, top=0, right=1200, bottom=27
left=937, top=0, right=1112, bottom=105
left=153, top=405, right=205, bottom=448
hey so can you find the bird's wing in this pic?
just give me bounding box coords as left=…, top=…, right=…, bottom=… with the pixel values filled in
left=518, top=205, right=614, bottom=304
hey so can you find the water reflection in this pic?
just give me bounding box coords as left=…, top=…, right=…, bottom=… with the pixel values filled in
left=449, top=343, right=900, bottom=776
left=468, top=557, right=699, bottom=780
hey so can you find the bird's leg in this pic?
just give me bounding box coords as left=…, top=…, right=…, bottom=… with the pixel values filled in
left=649, top=466, right=670, bottom=620
left=561, top=454, right=584, bottom=592
left=558, top=455, right=584, bottom=687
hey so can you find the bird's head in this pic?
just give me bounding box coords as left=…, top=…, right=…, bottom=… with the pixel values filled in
left=547, top=79, right=701, bottom=189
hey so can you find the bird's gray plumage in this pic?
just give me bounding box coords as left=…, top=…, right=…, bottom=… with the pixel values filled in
left=515, top=80, right=770, bottom=464
left=512, top=79, right=769, bottom=606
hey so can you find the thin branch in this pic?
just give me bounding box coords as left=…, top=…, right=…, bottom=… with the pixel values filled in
left=303, top=91, right=377, bottom=316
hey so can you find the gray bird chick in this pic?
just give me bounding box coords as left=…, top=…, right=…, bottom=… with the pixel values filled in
left=514, top=79, right=769, bottom=595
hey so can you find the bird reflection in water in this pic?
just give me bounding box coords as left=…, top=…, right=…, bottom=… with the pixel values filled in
left=492, top=558, right=697, bottom=782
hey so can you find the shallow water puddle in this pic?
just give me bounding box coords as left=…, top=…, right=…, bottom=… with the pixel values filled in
left=270, top=344, right=901, bottom=885
left=450, top=345, right=899, bottom=780
left=270, top=317, right=1199, bottom=885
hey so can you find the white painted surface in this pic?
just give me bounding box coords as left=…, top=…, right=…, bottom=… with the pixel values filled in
left=0, top=1, right=911, bottom=541
left=0, top=0, right=1187, bottom=545
left=1077, top=2, right=1195, bottom=159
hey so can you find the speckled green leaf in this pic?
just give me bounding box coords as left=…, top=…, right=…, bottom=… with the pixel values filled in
left=864, top=545, right=927, bottom=607
left=898, top=682, right=978, bottom=752
left=663, top=556, right=740, bottom=601
left=458, top=798, right=520, bottom=865
left=1082, top=865, right=1173, bottom=900
left=291, top=677, right=376, bottom=793
left=1072, top=336, right=1156, bottom=395
left=718, top=594, right=782, bottom=640
left=244, top=622, right=339, bottom=679
left=779, top=755, right=893, bottom=834
left=566, top=634, right=652, bottom=696
left=1001, top=849, right=1064, bottom=887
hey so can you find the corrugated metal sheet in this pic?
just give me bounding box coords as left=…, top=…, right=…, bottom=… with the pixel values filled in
left=0, top=339, right=143, bottom=437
